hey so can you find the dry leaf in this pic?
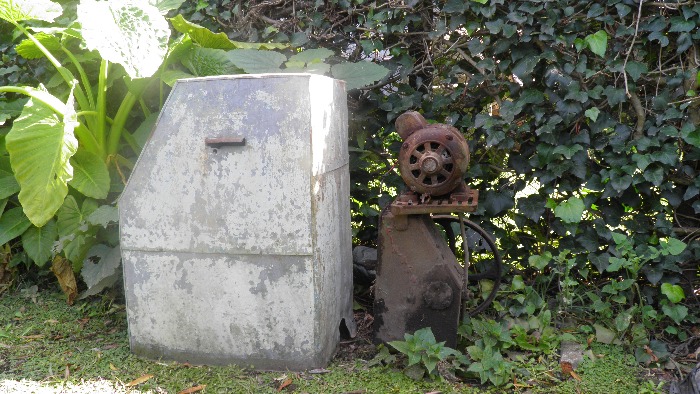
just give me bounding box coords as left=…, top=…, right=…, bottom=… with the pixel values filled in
left=644, top=345, right=659, bottom=362
left=64, top=365, right=70, bottom=379
left=21, top=334, right=44, bottom=340
left=51, top=256, right=78, bottom=305
left=277, top=378, right=293, bottom=391
left=126, top=374, right=154, bottom=387
left=178, top=385, right=206, bottom=394
left=560, top=361, right=581, bottom=381
left=560, top=361, right=573, bottom=374
left=109, top=363, right=119, bottom=371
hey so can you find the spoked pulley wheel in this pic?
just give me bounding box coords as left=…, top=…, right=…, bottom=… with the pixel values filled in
left=432, top=214, right=502, bottom=316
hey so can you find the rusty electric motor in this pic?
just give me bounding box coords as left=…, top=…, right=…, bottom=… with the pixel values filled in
left=395, top=111, right=470, bottom=197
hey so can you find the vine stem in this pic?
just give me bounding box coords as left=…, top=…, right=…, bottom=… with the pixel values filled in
left=623, top=0, right=644, bottom=98
left=623, top=0, right=646, bottom=139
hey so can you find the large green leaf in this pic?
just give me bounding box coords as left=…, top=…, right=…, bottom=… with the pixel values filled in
left=56, top=195, right=94, bottom=237
left=5, top=94, right=78, bottom=227
left=21, top=219, right=57, bottom=266
left=554, top=197, right=585, bottom=223
left=15, top=32, right=62, bottom=59
left=80, top=244, right=121, bottom=298
left=148, top=0, right=185, bottom=14
left=0, top=97, right=28, bottom=126
left=0, top=166, right=19, bottom=199
left=78, top=0, right=170, bottom=78
left=87, top=204, right=118, bottom=228
left=160, top=69, right=194, bottom=87
left=227, top=49, right=286, bottom=74
left=170, top=15, right=287, bottom=50
left=0, top=0, right=62, bottom=23
left=0, top=206, right=31, bottom=245
left=182, top=47, right=239, bottom=77
left=288, top=48, right=334, bottom=63
left=331, top=61, right=390, bottom=90
left=68, top=149, right=110, bottom=199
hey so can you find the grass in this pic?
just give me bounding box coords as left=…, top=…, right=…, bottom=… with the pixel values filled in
left=0, top=285, right=665, bottom=393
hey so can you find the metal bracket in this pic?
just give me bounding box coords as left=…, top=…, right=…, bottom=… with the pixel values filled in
left=205, top=137, right=246, bottom=147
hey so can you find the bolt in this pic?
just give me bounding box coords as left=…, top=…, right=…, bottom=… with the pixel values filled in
left=402, top=142, right=409, bottom=150
left=445, top=134, right=453, bottom=140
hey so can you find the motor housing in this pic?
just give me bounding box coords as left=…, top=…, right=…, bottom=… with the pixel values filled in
left=396, top=111, right=470, bottom=197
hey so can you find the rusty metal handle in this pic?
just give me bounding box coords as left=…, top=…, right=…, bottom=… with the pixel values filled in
left=205, top=137, right=246, bottom=147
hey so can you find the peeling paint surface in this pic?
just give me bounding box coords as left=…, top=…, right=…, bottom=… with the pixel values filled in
left=119, top=74, right=354, bottom=370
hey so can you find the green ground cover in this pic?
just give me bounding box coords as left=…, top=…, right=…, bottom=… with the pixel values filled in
left=0, top=287, right=665, bottom=393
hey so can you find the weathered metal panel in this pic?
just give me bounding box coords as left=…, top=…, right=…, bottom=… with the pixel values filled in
left=123, top=250, right=319, bottom=368
left=121, top=75, right=314, bottom=256
left=308, top=76, right=356, bottom=356
left=119, top=74, right=353, bottom=370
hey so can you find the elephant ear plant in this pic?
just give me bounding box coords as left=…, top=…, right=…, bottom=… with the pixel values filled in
left=0, top=0, right=178, bottom=302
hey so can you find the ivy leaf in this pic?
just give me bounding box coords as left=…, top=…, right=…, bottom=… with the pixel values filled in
left=625, top=61, right=647, bottom=82
left=668, top=17, right=695, bottom=33
left=78, top=0, right=170, bottom=78
left=662, top=302, right=688, bottom=324
left=0, top=207, right=31, bottom=246
left=518, top=194, right=545, bottom=222
left=661, top=238, right=686, bottom=255
left=554, top=197, right=585, bottom=223
left=227, top=49, right=287, bottom=73
left=585, top=107, right=600, bottom=122
left=552, top=144, right=583, bottom=159
left=651, top=147, right=677, bottom=166
left=660, top=283, right=685, bottom=303
left=444, top=0, right=468, bottom=12
left=5, top=92, right=78, bottom=227
left=68, top=149, right=110, bottom=200
left=481, top=190, right=515, bottom=216
left=331, top=62, right=390, bottom=90
left=0, top=0, right=63, bottom=24
left=528, top=251, right=552, bottom=270
left=681, top=128, right=700, bottom=148
left=610, top=174, right=632, bottom=191
left=584, top=30, right=608, bottom=57
left=643, top=167, right=664, bottom=186
left=21, top=220, right=57, bottom=266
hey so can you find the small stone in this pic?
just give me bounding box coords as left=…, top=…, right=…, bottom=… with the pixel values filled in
left=560, top=340, right=584, bottom=369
